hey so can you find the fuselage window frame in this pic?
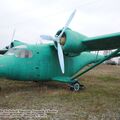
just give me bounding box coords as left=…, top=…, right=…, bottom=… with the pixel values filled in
left=15, top=49, right=33, bottom=58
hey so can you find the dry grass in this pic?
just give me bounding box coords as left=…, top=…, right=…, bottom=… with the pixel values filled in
left=0, top=64, right=120, bottom=120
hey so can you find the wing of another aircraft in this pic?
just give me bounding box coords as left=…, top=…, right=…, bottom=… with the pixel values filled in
left=0, top=40, right=28, bottom=55
left=0, top=50, right=7, bottom=54
left=83, top=32, right=120, bottom=51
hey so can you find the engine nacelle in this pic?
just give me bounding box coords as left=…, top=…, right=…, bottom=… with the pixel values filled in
left=56, top=28, right=87, bottom=56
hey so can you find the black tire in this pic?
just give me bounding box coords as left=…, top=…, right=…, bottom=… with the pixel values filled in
left=70, top=81, right=81, bottom=92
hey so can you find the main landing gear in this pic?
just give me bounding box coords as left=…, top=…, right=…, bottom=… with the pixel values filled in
left=69, top=80, right=85, bottom=92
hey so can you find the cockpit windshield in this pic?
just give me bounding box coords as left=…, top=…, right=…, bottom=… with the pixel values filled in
left=6, top=49, right=15, bottom=56
left=6, top=48, right=33, bottom=58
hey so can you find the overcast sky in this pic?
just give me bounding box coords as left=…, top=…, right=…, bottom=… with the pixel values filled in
left=0, top=0, right=120, bottom=48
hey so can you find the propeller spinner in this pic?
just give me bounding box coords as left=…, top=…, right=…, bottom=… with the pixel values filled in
left=40, top=10, right=76, bottom=73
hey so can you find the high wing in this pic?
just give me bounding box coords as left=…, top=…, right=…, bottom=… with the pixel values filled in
left=82, top=32, right=120, bottom=51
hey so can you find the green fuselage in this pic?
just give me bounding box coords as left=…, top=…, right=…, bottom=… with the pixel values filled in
left=0, top=43, right=103, bottom=81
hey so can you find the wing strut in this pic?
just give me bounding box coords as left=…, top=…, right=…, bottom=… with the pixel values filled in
left=71, top=48, right=120, bottom=80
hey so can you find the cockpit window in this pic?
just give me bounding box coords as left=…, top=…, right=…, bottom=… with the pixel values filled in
left=15, top=49, right=32, bottom=58
left=6, top=49, right=32, bottom=58
left=6, top=49, right=16, bottom=56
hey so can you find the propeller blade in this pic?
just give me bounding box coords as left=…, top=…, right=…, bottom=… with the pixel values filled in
left=57, top=42, right=64, bottom=73
left=40, top=10, right=76, bottom=74
left=40, top=35, right=56, bottom=41
left=9, top=28, right=16, bottom=49
left=58, top=9, right=76, bottom=39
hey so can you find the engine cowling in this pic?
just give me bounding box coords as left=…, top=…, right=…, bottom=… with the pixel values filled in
left=56, top=28, right=87, bottom=56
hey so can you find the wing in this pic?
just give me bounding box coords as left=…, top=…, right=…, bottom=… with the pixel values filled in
left=82, top=32, right=120, bottom=51
left=12, top=40, right=27, bottom=46
left=0, top=50, right=7, bottom=54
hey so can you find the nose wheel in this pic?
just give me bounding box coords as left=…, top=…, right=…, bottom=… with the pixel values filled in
left=69, top=81, right=85, bottom=92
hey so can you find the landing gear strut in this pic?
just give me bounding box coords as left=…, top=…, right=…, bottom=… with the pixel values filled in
left=69, top=81, right=85, bottom=92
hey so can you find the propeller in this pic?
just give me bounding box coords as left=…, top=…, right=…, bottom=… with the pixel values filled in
left=40, top=10, right=76, bottom=73
left=9, top=28, right=16, bottom=49
left=40, top=35, right=56, bottom=41
left=0, top=29, right=16, bottom=54
left=5, top=28, right=16, bottom=50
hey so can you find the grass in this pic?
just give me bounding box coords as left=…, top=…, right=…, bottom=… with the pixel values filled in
left=0, top=64, right=120, bottom=120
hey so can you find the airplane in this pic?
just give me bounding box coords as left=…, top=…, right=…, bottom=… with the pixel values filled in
left=0, top=10, right=120, bottom=91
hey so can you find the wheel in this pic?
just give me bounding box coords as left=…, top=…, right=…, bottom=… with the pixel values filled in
left=70, top=81, right=81, bottom=92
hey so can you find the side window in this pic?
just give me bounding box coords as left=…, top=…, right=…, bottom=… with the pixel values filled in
left=15, top=50, right=32, bottom=58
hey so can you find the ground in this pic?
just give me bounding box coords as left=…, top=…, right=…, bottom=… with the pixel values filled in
left=0, top=64, right=120, bottom=120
